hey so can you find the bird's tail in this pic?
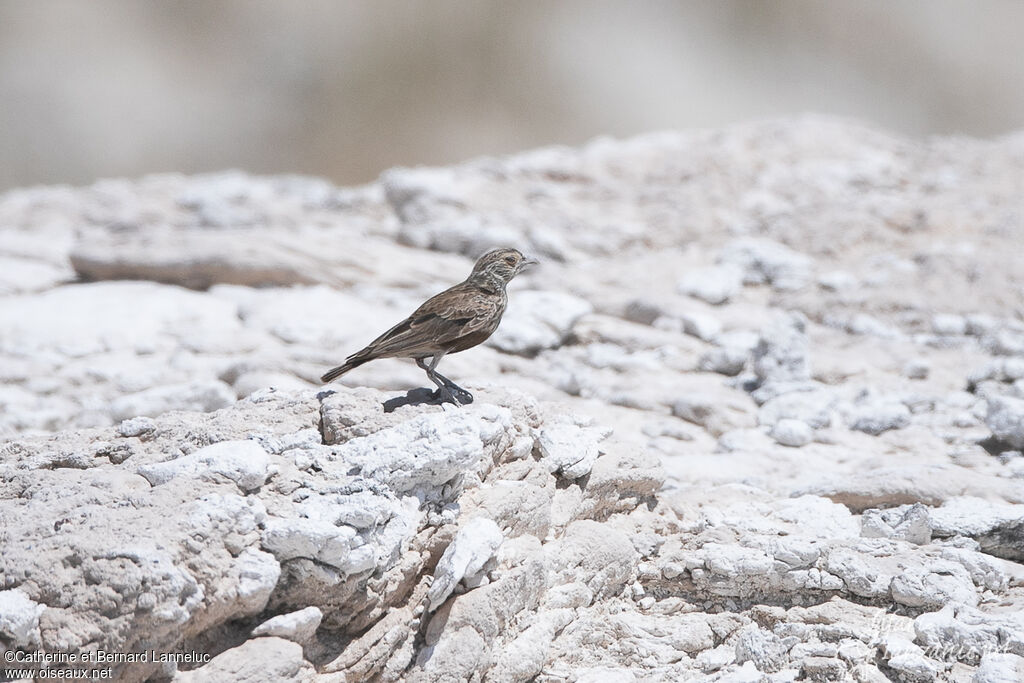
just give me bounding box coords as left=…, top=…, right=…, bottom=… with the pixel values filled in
left=320, top=358, right=368, bottom=383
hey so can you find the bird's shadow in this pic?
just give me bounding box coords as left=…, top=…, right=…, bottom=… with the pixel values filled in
left=383, top=387, right=456, bottom=413
left=319, top=387, right=470, bottom=413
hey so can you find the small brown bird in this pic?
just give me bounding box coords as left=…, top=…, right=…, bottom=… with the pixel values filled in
left=321, top=247, right=537, bottom=404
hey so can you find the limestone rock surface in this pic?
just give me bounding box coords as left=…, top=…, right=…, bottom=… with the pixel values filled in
left=3, top=117, right=1024, bottom=680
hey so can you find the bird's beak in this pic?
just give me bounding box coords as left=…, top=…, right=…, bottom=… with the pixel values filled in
left=522, top=257, right=540, bottom=269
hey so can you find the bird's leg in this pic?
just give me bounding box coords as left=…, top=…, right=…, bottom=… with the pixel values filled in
left=416, top=357, right=455, bottom=403
left=426, top=353, right=473, bottom=404
left=430, top=368, right=473, bottom=404
left=416, top=355, right=473, bottom=405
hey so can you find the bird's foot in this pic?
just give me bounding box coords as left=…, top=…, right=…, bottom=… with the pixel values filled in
left=432, top=388, right=457, bottom=405
left=437, top=376, right=473, bottom=404
left=449, top=386, right=474, bottom=404
left=433, top=386, right=473, bottom=406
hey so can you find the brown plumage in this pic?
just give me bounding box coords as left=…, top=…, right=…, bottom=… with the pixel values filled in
left=321, top=247, right=537, bottom=404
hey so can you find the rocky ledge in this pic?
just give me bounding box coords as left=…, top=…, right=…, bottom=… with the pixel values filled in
left=3, top=386, right=1021, bottom=683
left=2, top=116, right=1024, bottom=681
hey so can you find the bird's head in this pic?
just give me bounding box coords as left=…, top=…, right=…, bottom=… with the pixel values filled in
left=470, top=247, right=539, bottom=285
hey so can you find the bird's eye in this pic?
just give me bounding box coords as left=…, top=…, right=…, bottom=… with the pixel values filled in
left=504, top=256, right=516, bottom=264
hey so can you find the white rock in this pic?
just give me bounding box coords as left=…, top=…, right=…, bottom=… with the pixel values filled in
left=672, top=390, right=756, bottom=437
left=231, top=371, right=313, bottom=399
left=137, top=440, right=273, bottom=492
left=0, top=588, right=44, bottom=648
left=776, top=495, right=861, bottom=538
left=734, top=626, right=795, bottom=674
left=916, top=605, right=1024, bottom=666
left=849, top=663, right=891, bottom=683
left=699, top=346, right=748, bottom=376
left=622, top=299, right=662, bottom=325
left=329, top=490, right=402, bottom=530
left=973, top=653, right=1024, bottom=683
left=110, top=380, right=236, bottom=421
left=932, top=314, right=967, bottom=336
left=488, top=609, right=574, bottom=681
left=716, top=329, right=761, bottom=353
left=235, top=547, right=282, bottom=616
left=334, top=405, right=511, bottom=494
left=575, top=668, right=637, bottom=683
left=878, top=633, right=925, bottom=660
left=968, top=358, right=1024, bottom=387
left=861, top=504, right=931, bottom=545
left=488, top=290, right=592, bottom=355
left=252, top=606, right=323, bottom=644
left=939, top=547, right=1008, bottom=592
left=426, top=517, right=504, bottom=611
left=770, top=418, right=813, bottom=447
left=230, top=284, right=394, bottom=348
left=0, top=254, right=71, bottom=295
left=73, top=227, right=324, bottom=289
left=818, top=270, right=857, bottom=292
left=752, top=313, right=810, bottom=385
left=7, top=118, right=1024, bottom=683
left=824, top=549, right=889, bottom=599
left=849, top=400, right=910, bottom=435
left=681, top=311, right=723, bottom=341
left=697, top=644, right=736, bottom=672
left=281, top=487, right=408, bottom=573
left=703, top=543, right=774, bottom=578
left=983, top=329, right=1024, bottom=357
left=928, top=497, right=1024, bottom=561
left=837, top=639, right=873, bottom=664
left=536, top=418, right=610, bottom=480
left=986, top=395, right=1024, bottom=449
left=718, top=661, right=769, bottom=683
left=550, top=520, right=637, bottom=598
left=0, top=281, right=243, bottom=356
left=798, top=464, right=1024, bottom=512
left=582, top=343, right=662, bottom=372
left=678, top=264, right=744, bottom=305
left=790, top=642, right=836, bottom=660
left=801, top=657, right=847, bottom=680
left=543, top=582, right=594, bottom=610
left=890, top=562, right=978, bottom=609
left=118, top=416, right=157, bottom=437
left=887, top=652, right=938, bottom=681
left=758, top=386, right=836, bottom=428
left=719, top=237, right=813, bottom=291
left=844, top=313, right=902, bottom=339
left=928, top=497, right=1024, bottom=538
left=965, top=314, right=1001, bottom=337
left=642, top=419, right=697, bottom=442
left=716, top=427, right=775, bottom=453
left=261, top=518, right=359, bottom=571
left=903, top=359, right=931, bottom=380
left=174, top=636, right=313, bottom=682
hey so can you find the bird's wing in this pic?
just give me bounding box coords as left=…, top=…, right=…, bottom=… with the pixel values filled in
left=348, top=284, right=500, bottom=360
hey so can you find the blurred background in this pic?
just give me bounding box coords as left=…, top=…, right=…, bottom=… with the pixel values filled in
left=2, top=0, right=1023, bottom=192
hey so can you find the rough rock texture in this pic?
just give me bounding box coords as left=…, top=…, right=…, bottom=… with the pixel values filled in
left=2, top=116, right=1024, bottom=681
